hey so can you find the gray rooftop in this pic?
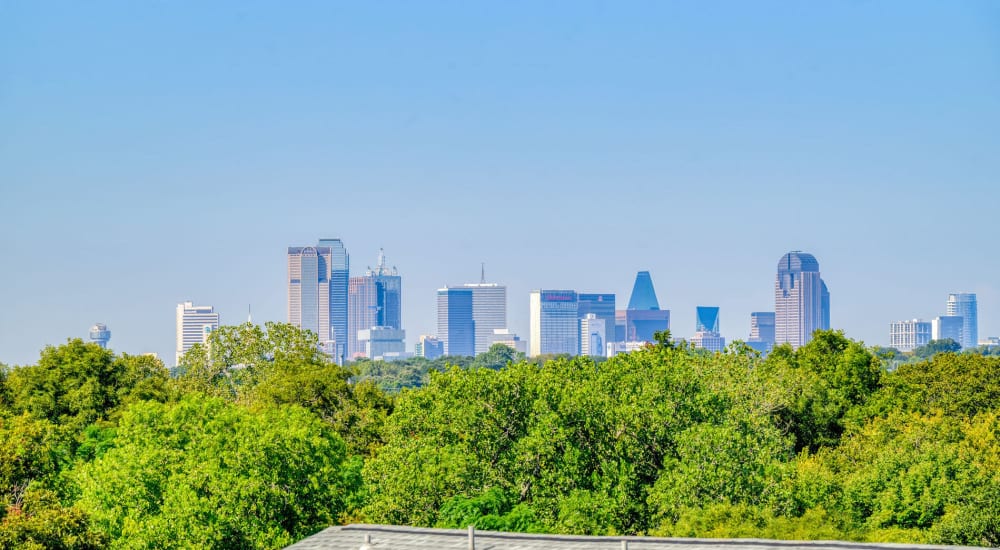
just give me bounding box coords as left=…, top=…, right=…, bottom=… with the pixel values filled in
left=286, top=524, right=976, bottom=550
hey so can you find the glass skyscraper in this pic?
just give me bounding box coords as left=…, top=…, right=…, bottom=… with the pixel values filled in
left=775, top=251, right=828, bottom=349
left=692, top=306, right=725, bottom=352
left=946, top=293, right=978, bottom=349
left=318, top=238, right=349, bottom=363
left=624, top=271, right=669, bottom=342
left=437, top=287, right=475, bottom=357
left=347, top=249, right=403, bottom=359
left=529, top=290, right=579, bottom=356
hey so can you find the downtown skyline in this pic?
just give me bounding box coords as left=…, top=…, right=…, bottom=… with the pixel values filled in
left=7, top=240, right=992, bottom=366
left=2, top=1, right=999, bottom=365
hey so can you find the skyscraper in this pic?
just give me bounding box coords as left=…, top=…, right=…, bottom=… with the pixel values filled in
left=580, top=314, right=606, bottom=357
left=371, top=249, right=402, bottom=330
left=890, top=319, right=932, bottom=352
left=318, top=238, right=349, bottom=363
left=624, top=271, right=669, bottom=342
left=89, top=323, right=110, bottom=349
left=461, top=276, right=507, bottom=355
left=946, top=293, right=978, bottom=349
left=175, top=301, right=220, bottom=365
left=774, top=251, right=828, bottom=349
left=578, top=293, right=616, bottom=354
left=529, top=290, right=579, bottom=356
left=348, top=276, right=378, bottom=359
left=691, top=306, right=725, bottom=352
left=437, top=287, right=475, bottom=356
left=348, top=249, right=404, bottom=359
left=288, top=245, right=333, bottom=346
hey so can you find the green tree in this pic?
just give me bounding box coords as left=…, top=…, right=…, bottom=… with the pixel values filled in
left=912, top=339, right=961, bottom=359
left=6, top=340, right=170, bottom=431
left=73, top=396, right=354, bottom=549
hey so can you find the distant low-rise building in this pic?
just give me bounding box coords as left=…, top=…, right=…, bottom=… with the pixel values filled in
left=357, top=327, right=406, bottom=360
left=414, top=335, right=444, bottom=360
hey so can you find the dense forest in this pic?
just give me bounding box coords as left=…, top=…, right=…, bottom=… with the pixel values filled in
left=1, top=323, right=998, bottom=549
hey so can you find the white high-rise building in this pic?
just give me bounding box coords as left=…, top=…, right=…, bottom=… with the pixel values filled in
left=461, top=280, right=507, bottom=355
left=889, top=319, right=932, bottom=352
left=175, top=301, right=220, bottom=365
left=579, top=314, right=606, bottom=357
left=775, top=251, right=829, bottom=349
left=946, top=293, right=978, bottom=349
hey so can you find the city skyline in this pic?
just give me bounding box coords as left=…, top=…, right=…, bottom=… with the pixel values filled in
left=3, top=2, right=999, bottom=366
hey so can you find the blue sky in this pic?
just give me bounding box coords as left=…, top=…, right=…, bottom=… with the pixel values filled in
left=2, top=1, right=998, bottom=365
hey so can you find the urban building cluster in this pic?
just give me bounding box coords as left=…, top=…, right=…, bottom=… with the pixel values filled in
left=85, top=245, right=992, bottom=364
left=889, top=293, right=982, bottom=352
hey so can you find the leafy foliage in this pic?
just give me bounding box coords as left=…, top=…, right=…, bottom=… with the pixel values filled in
left=2, top=326, right=999, bottom=547
left=72, top=396, right=353, bottom=549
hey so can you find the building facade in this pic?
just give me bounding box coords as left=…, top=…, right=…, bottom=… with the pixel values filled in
left=348, top=276, right=378, bottom=359
left=415, top=335, right=444, bottom=360
left=624, top=271, right=669, bottom=342
left=932, top=315, right=963, bottom=345
left=288, top=245, right=333, bottom=345
left=946, top=293, right=978, bottom=349
left=462, top=282, right=507, bottom=355
left=318, top=238, right=349, bottom=362
left=749, top=311, right=776, bottom=349
left=175, top=301, right=220, bottom=365
left=529, top=290, right=579, bottom=356
left=437, top=287, right=475, bottom=357
left=889, top=319, right=932, bottom=352
left=580, top=314, right=607, bottom=357
left=578, top=293, right=616, bottom=354
left=489, top=329, right=527, bottom=354
left=357, top=327, right=406, bottom=360
left=775, top=251, right=828, bottom=349
left=692, top=306, right=725, bottom=352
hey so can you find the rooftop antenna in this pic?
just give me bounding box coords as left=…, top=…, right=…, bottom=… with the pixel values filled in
left=376, top=248, right=386, bottom=275
left=247, top=304, right=252, bottom=324
left=481, top=262, right=486, bottom=284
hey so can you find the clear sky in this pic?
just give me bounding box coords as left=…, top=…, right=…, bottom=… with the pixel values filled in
left=2, top=1, right=998, bottom=366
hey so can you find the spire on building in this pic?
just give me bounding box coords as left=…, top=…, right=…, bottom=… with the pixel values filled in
left=481, top=262, right=486, bottom=284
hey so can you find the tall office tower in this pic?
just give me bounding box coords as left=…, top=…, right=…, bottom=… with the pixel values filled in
left=370, top=249, right=402, bottom=330
left=624, top=271, right=669, bottom=342
left=749, top=312, right=776, bottom=344
left=288, top=245, right=333, bottom=346
left=415, top=335, right=444, bottom=360
left=890, top=319, right=932, bottom=352
left=318, top=238, right=349, bottom=363
left=529, top=290, right=579, bottom=357
left=437, top=287, right=475, bottom=356
left=932, top=315, right=964, bottom=345
left=348, top=276, right=378, bottom=359
left=175, top=301, right=220, bottom=365
left=578, top=293, right=616, bottom=354
left=774, top=251, right=828, bottom=349
left=89, top=323, right=111, bottom=349
left=691, top=306, right=726, bottom=352
left=461, top=272, right=507, bottom=355
left=579, top=314, right=607, bottom=357
left=946, top=293, right=978, bottom=349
